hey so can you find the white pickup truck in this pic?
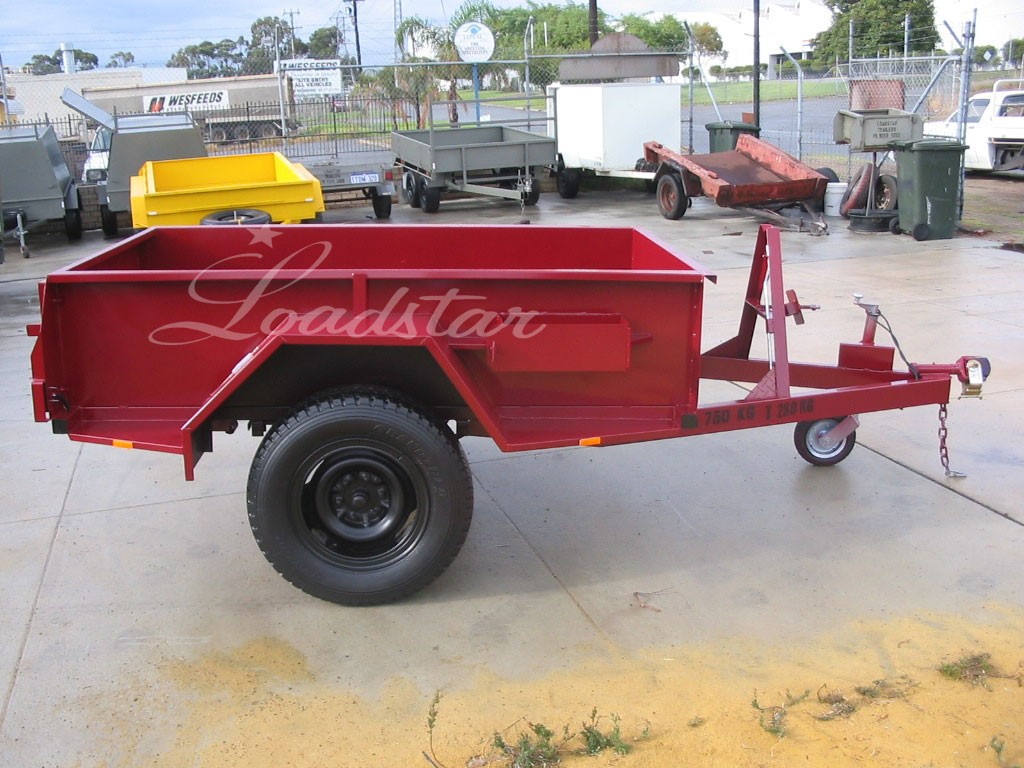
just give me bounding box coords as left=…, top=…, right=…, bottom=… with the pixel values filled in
left=921, top=79, right=1024, bottom=171
left=924, top=79, right=1024, bottom=172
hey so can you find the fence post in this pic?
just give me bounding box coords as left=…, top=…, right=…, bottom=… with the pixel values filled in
left=780, top=47, right=803, bottom=160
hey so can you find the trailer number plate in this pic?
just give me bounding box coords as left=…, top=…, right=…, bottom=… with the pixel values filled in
left=350, top=172, right=380, bottom=184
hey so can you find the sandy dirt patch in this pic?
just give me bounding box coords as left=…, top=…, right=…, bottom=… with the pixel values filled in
left=83, top=605, right=1024, bottom=768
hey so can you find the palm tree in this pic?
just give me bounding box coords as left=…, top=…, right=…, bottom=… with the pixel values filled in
left=396, top=1, right=500, bottom=126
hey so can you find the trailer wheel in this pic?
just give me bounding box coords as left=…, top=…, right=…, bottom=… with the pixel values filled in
left=874, top=174, right=898, bottom=210
left=794, top=418, right=857, bottom=467
left=556, top=168, right=582, bottom=199
left=419, top=185, right=441, bottom=213
left=201, top=209, right=273, bottom=225
left=814, top=166, right=841, bottom=182
left=64, top=208, right=83, bottom=241
left=247, top=389, right=474, bottom=605
left=840, top=163, right=873, bottom=218
left=403, top=172, right=422, bottom=208
left=370, top=190, right=393, bottom=219
left=523, top=178, right=540, bottom=206
left=657, top=174, right=689, bottom=220
left=100, top=204, right=119, bottom=237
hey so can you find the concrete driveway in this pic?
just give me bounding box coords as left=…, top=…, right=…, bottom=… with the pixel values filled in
left=1, top=189, right=1021, bottom=767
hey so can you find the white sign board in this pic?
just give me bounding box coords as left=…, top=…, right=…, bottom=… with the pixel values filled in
left=278, top=58, right=345, bottom=98
left=143, top=91, right=229, bottom=113
left=453, top=23, right=495, bottom=63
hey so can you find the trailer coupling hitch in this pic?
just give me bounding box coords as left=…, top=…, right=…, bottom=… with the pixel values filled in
left=956, top=357, right=991, bottom=398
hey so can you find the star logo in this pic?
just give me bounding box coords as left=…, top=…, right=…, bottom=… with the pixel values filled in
left=246, top=226, right=281, bottom=247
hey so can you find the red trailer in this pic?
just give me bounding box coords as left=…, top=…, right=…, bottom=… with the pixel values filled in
left=644, top=134, right=831, bottom=234
left=29, top=224, right=988, bottom=605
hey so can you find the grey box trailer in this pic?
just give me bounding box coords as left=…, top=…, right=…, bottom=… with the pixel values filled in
left=0, top=124, right=81, bottom=259
left=62, top=88, right=207, bottom=235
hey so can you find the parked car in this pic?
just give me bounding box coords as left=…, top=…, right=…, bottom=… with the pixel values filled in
left=924, top=79, right=1024, bottom=172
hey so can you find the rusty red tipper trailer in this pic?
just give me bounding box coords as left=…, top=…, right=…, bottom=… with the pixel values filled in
left=29, top=224, right=989, bottom=605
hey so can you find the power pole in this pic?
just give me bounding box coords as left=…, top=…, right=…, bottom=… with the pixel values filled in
left=753, top=0, right=761, bottom=128
left=332, top=10, right=356, bottom=87
left=345, top=0, right=364, bottom=68
left=394, top=0, right=403, bottom=63
left=588, top=0, right=598, bottom=46
left=282, top=8, right=300, bottom=58
left=848, top=18, right=854, bottom=69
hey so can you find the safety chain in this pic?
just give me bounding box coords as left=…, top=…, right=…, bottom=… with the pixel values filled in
left=938, top=403, right=966, bottom=478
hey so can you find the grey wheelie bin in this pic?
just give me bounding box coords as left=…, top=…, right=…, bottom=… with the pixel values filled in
left=890, top=138, right=967, bottom=241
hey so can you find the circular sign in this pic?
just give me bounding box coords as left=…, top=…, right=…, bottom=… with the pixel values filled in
left=453, top=22, right=495, bottom=63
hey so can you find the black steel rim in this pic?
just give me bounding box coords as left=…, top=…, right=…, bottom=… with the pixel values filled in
left=290, top=441, right=429, bottom=569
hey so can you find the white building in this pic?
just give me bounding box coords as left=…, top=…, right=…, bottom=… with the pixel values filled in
left=6, top=67, right=187, bottom=125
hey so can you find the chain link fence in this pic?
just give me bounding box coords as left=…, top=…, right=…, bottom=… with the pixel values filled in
left=760, top=55, right=963, bottom=180
left=3, top=51, right=968, bottom=196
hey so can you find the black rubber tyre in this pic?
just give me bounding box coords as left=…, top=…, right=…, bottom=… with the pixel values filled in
left=657, top=173, right=688, bottom=220
left=814, top=166, right=841, bottom=182
left=794, top=418, right=857, bottom=467
left=402, top=171, right=421, bottom=207
left=201, top=209, right=272, bottom=225
left=100, top=204, right=119, bottom=237
left=370, top=191, right=392, bottom=219
left=874, top=174, right=898, bottom=210
left=523, top=179, right=540, bottom=206
left=419, top=185, right=441, bottom=214
left=840, top=162, right=873, bottom=218
left=556, top=168, right=582, bottom=199
left=64, top=208, right=83, bottom=241
left=247, top=389, right=474, bottom=605
left=912, top=223, right=930, bottom=241
left=889, top=216, right=902, bottom=235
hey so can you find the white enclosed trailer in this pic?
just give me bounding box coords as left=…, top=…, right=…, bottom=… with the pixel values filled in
left=548, top=82, right=682, bottom=198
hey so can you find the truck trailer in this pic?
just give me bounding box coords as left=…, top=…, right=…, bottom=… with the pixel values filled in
left=81, top=74, right=295, bottom=143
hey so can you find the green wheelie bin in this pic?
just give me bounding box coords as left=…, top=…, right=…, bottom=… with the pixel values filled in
left=890, top=138, right=967, bottom=241
left=706, top=121, right=761, bottom=153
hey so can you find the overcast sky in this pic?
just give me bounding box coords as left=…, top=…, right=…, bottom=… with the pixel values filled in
left=2, top=0, right=1022, bottom=70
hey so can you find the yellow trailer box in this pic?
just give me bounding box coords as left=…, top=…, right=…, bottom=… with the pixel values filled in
left=130, top=152, right=325, bottom=226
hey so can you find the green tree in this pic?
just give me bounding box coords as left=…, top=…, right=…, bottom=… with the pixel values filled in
left=244, top=16, right=307, bottom=74
left=167, top=38, right=245, bottom=78
left=812, top=0, right=939, bottom=65
left=27, top=54, right=60, bottom=75
left=972, top=45, right=998, bottom=67
left=308, top=26, right=341, bottom=59
left=106, top=51, right=135, bottom=68
left=1003, top=38, right=1024, bottom=67
left=690, top=21, right=725, bottom=67
left=26, top=48, right=98, bottom=74
left=618, top=13, right=688, bottom=50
